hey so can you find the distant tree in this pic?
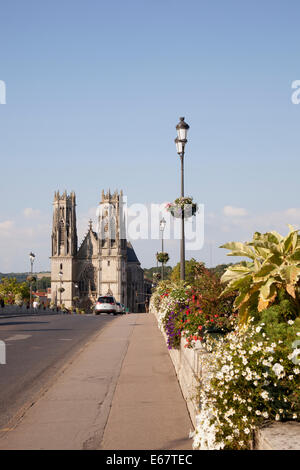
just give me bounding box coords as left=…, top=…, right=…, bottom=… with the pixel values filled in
left=0, top=277, right=30, bottom=301
left=144, top=266, right=172, bottom=281
left=170, top=258, right=201, bottom=284
left=32, top=276, right=51, bottom=291
left=209, top=263, right=234, bottom=279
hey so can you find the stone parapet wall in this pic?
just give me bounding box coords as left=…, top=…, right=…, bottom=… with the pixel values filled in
left=151, top=306, right=300, bottom=450
left=0, top=305, right=57, bottom=316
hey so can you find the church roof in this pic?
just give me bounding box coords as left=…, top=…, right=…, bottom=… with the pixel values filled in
left=127, top=242, right=140, bottom=264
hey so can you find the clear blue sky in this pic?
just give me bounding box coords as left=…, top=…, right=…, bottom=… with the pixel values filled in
left=0, top=0, right=300, bottom=272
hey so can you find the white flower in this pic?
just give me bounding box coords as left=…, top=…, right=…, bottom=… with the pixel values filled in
left=275, top=414, right=280, bottom=421
left=256, top=326, right=262, bottom=333
left=262, top=412, right=269, bottom=418
left=244, top=428, right=250, bottom=434
left=288, top=320, right=294, bottom=325
left=255, top=410, right=261, bottom=416
left=293, top=414, right=297, bottom=419
left=272, top=363, right=285, bottom=378
left=261, top=391, right=269, bottom=400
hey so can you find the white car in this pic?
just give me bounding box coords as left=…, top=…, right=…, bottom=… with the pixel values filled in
left=116, top=302, right=126, bottom=314
left=95, top=296, right=117, bottom=314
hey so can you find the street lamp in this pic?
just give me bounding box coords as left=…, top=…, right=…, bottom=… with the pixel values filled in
left=59, top=270, right=63, bottom=307
left=175, top=117, right=189, bottom=280
left=159, top=217, right=166, bottom=280
left=29, top=252, right=35, bottom=306
left=74, top=283, right=79, bottom=309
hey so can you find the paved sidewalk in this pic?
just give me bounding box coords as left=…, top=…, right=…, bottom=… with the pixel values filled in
left=0, top=313, right=193, bottom=450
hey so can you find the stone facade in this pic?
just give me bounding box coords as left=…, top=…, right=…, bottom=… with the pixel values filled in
left=51, top=190, right=145, bottom=312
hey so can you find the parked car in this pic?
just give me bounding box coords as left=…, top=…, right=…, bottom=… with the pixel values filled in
left=120, top=303, right=126, bottom=314
left=95, top=296, right=117, bottom=314
left=116, top=302, right=126, bottom=314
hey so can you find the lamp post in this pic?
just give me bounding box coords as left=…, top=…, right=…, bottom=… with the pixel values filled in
left=175, top=117, right=189, bottom=281
left=160, top=217, right=166, bottom=280
left=59, top=270, right=63, bottom=307
left=74, top=283, right=79, bottom=309
left=29, top=252, right=35, bottom=306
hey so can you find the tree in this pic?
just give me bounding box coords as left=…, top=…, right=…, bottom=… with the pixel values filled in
left=144, top=266, right=172, bottom=280
left=0, top=277, right=30, bottom=301
left=170, top=258, right=201, bottom=284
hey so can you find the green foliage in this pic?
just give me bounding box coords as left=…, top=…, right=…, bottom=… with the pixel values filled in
left=152, top=264, right=237, bottom=349
left=156, top=252, right=170, bottom=264
left=220, top=227, right=300, bottom=324
left=144, top=266, right=172, bottom=281
left=0, top=277, right=30, bottom=302
left=209, top=263, right=234, bottom=279
left=170, top=258, right=200, bottom=284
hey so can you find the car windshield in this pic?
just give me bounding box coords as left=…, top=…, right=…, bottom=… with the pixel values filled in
left=97, top=297, right=115, bottom=303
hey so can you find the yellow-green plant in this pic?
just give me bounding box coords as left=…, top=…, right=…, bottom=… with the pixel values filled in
left=220, top=226, right=300, bottom=323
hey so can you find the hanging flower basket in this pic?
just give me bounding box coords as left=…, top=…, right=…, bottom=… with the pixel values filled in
left=27, top=275, right=37, bottom=282
left=156, top=252, right=169, bottom=264
left=153, top=272, right=161, bottom=282
left=58, top=287, right=65, bottom=293
left=166, top=197, right=197, bottom=219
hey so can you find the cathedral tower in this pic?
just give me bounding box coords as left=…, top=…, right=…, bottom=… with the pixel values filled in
left=97, top=189, right=127, bottom=304
left=51, top=191, right=77, bottom=307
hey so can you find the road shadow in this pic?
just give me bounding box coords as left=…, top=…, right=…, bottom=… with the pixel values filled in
left=0, top=321, right=49, bottom=326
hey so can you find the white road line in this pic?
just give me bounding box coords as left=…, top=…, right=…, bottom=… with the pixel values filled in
left=6, top=334, right=32, bottom=341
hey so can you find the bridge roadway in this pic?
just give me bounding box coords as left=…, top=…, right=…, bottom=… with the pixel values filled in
left=0, top=312, right=192, bottom=450
left=0, top=312, right=117, bottom=429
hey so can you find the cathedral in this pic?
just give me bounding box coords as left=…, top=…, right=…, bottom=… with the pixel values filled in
left=50, top=189, right=145, bottom=312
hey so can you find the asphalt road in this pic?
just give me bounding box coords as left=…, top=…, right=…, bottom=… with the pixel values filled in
left=0, top=313, right=117, bottom=429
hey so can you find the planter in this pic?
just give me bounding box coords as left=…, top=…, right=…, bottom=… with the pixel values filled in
left=170, top=204, right=197, bottom=219
left=166, top=197, right=198, bottom=219
left=156, top=252, right=169, bottom=264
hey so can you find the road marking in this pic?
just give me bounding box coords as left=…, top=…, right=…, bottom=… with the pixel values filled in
left=6, top=334, right=32, bottom=341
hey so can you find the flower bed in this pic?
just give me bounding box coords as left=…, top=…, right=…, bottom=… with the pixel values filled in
left=151, top=252, right=300, bottom=450
left=191, top=319, right=300, bottom=450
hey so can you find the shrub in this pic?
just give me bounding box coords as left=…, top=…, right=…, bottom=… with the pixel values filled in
left=220, top=227, right=300, bottom=324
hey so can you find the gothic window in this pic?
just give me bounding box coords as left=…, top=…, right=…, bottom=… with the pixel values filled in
left=78, top=264, right=96, bottom=294
left=59, top=221, right=64, bottom=249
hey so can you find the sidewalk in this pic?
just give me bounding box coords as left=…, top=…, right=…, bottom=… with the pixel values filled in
left=0, top=313, right=193, bottom=450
